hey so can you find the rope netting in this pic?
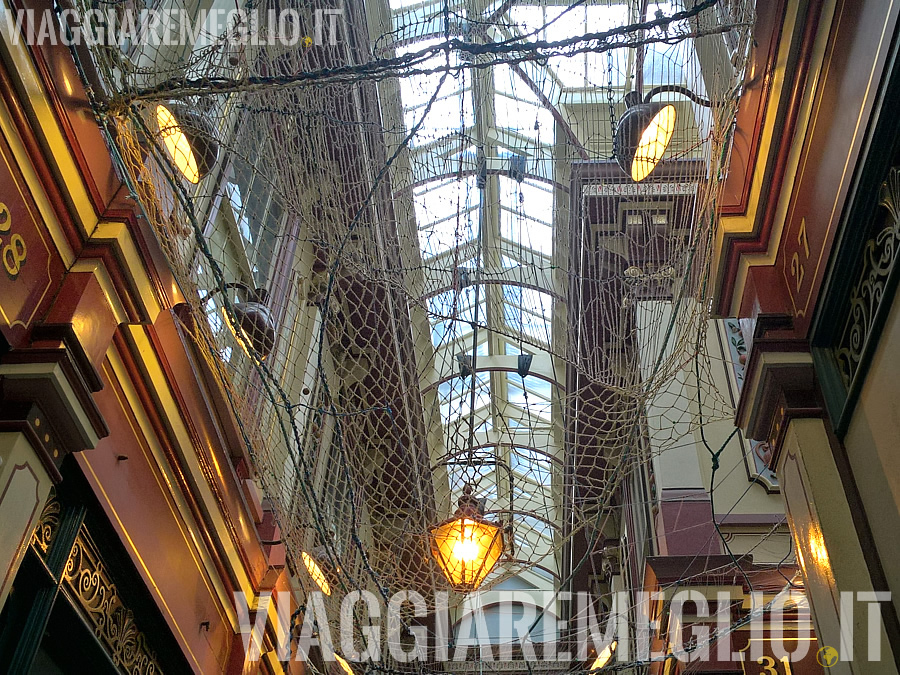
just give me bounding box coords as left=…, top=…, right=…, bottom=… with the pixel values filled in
left=65, top=0, right=781, bottom=669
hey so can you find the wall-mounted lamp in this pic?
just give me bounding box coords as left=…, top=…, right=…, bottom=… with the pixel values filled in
left=613, top=86, right=711, bottom=182
left=199, top=282, right=276, bottom=360
left=589, top=640, right=617, bottom=671
left=429, top=485, right=504, bottom=592
left=301, top=550, right=333, bottom=596
left=155, top=103, right=219, bottom=184
left=333, top=654, right=356, bottom=674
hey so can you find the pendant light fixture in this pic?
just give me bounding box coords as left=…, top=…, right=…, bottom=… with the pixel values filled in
left=429, top=486, right=505, bottom=592
left=155, top=102, right=220, bottom=184
left=613, top=86, right=711, bottom=182
left=429, top=149, right=505, bottom=591
left=199, top=282, right=277, bottom=360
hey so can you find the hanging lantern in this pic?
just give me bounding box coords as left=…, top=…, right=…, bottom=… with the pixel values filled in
left=223, top=288, right=277, bottom=360
left=429, top=486, right=504, bottom=592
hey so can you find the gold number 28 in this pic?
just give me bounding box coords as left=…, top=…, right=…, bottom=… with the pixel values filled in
left=2, top=233, right=26, bottom=277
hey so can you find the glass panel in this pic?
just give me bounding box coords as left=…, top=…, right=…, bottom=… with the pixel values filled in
left=439, top=371, right=491, bottom=422
left=502, top=285, right=553, bottom=343
left=501, top=209, right=553, bottom=255
left=223, top=155, right=282, bottom=286
left=428, top=287, right=486, bottom=347
left=500, top=176, right=554, bottom=216
left=493, top=94, right=553, bottom=140
left=511, top=446, right=552, bottom=485
left=508, top=380, right=552, bottom=421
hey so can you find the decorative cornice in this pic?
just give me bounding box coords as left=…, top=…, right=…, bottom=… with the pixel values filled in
left=715, top=0, right=825, bottom=316
left=0, top=351, right=108, bottom=453
left=735, top=339, right=823, bottom=469
left=719, top=0, right=788, bottom=217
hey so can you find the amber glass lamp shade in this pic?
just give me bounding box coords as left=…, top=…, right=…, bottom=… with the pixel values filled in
left=155, top=103, right=219, bottom=184
left=613, top=101, right=676, bottom=182
left=429, top=487, right=504, bottom=592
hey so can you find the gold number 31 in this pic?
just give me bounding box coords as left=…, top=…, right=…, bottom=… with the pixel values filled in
left=756, top=655, right=794, bottom=675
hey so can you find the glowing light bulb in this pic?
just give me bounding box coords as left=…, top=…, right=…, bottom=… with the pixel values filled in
left=590, top=640, right=617, bottom=671
left=429, top=502, right=504, bottom=590
left=631, top=105, right=676, bottom=182
left=334, top=653, right=355, bottom=675
left=302, top=551, right=332, bottom=596
left=156, top=104, right=200, bottom=184
left=452, top=521, right=481, bottom=561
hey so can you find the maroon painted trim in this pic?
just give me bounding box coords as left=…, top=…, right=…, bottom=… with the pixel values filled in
left=720, top=0, right=788, bottom=217
left=0, top=37, right=177, bottom=321
left=111, top=329, right=239, bottom=599
left=30, top=323, right=103, bottom=392
left=0, top=47, right=85, bottom=254
left=147, top=310, right=270, bottom=586
left=113, top=320, right=276, bottom=596
left=9, top=0, right=118, bottom=213
left=0, top=348, right=109, bottom=440
left=716, top=0, right=824, bottom=316
left=715, top=513, right=787, bottom=526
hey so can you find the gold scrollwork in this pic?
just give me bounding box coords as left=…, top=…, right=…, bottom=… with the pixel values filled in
left=62, top=527, right=162, bottom=674
left=30, top=490, right=60, bottom=557
left=835, top=167, right=900, bottom=387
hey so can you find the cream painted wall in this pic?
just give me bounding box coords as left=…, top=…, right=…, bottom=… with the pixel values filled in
left=0, top=432, right=52, bottom=611
left=637, top=301, right=704, bottom=490
left=780, top=418, right=896, bottom=673
left=637, top=307, right=790, bottom=562
left=695, top=321, right=790, bottom=564
left=844, top=286, right=900, bottom=613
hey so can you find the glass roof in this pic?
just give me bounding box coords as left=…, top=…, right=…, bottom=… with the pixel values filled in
left=388, top=0, right=702, bottom=586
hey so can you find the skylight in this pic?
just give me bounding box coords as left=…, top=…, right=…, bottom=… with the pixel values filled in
left=389, top=0, right=704, bottom=592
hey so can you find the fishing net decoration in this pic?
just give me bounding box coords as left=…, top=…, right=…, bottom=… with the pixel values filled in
left=70, top=0, right=760, bottom=669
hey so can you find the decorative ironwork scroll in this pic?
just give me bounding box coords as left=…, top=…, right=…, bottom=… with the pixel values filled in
left=30, top=489, right=60, bottom=558
left=62, top=528, right=162, bottom=674
left=835, top=167, right=900, bottom=387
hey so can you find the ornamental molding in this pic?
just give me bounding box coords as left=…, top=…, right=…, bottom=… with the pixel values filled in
left=30, top=489, right=60, bottom=557
left=835, top=166, right=900, bottom=388
left=30, top=493, right=162, bottom=674
left=62, top=527, right=162, bottom=674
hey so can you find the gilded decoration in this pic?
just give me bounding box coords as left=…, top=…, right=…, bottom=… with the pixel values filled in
left=62, top=528, right=162, bottom=674
left=836, top=167, right=900, bottom=387
left=30, top=489, right=60, bottom=557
